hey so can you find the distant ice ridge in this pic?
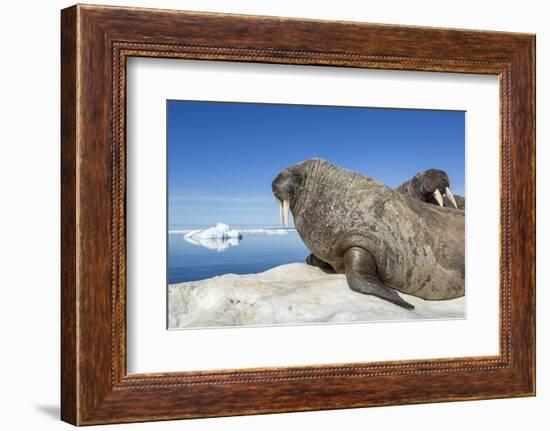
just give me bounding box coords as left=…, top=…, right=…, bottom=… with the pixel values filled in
left=240, top=228, right=294, bottom=235
left=169, top=225, right=296, bottom=236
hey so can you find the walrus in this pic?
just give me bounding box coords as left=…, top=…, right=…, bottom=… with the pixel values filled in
left=396, top=169, right=465, bottom=210
left=272, top=159, right=465, bottom=309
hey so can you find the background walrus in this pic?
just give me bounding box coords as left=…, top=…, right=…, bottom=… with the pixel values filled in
left=272, top=158, right=465, bottom=309
left=396, top=168, right=465, bottom=209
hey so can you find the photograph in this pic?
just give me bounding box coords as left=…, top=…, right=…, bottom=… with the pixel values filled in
left=167, top=100, right=466, bottom=329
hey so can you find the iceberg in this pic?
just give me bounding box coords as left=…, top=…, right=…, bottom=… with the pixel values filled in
left=183, top=223, right=242, bottom=240
left=181, top=223, right=242, bottom=252
left=171, top=223, right=298, bottom=251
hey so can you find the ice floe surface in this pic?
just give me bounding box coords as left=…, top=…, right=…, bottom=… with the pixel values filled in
left=168, top=263, right=466, bottom=329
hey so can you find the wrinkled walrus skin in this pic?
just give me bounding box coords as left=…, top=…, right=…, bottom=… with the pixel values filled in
left=272, top=159, right=465, bottom=309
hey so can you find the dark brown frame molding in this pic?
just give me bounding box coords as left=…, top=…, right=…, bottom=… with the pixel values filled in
left=61, top=4, right=536, bottom=425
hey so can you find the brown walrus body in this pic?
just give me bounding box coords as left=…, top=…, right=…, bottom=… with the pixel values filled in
left=272, top=159, right=465, bottom=309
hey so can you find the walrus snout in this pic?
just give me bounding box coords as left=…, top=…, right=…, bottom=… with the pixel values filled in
left=272, top=169, right=303, bottom=226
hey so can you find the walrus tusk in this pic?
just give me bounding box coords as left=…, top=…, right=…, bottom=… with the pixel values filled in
left=282, top=199, right=289, bottom=227
left=445, top=186, right=458, bottom=208
left=433, top=188, right=444, bottom=207
left=276, top=198, right=290, bottom=226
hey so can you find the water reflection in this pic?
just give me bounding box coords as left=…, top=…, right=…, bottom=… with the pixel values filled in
left=168, top=228, right=308, bottom=284
left=183, top=235, right=241, bottom=252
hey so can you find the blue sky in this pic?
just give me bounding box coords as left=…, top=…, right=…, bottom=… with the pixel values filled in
left=167, top=100, right=465, bottom=228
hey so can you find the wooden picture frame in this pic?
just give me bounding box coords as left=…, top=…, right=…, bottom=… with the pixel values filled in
left=61, top=4, right=535, bottom=425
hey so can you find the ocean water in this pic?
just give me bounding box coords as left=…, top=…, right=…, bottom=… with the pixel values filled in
left=168, top=228, right=310, bottom=284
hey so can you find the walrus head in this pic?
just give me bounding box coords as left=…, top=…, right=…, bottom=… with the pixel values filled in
left=271, top=161, right=309, bottom=226
left=411, top=169, right=458, bottom=208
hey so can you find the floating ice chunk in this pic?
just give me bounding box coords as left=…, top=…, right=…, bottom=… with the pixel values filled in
left=183, top=223, right=242, bottom=240
left=181, top=223, right=242, bottom=251
left=175, top=224, right=297, bottom=251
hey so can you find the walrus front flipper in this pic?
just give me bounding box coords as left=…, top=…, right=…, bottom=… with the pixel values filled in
left=305, top=253, right=335, bottom=273
left=344, top=247, right=414, bottom=310
left=346, top=274, right=414, bottom=310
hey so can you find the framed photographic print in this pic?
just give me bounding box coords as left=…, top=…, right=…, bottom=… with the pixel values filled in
left=61, top=4, right=536, bottom=425
left=164, top=100, right=466, bottom=329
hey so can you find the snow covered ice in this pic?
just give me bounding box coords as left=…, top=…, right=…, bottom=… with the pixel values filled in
left=168, top=263, right=466, bottom=329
